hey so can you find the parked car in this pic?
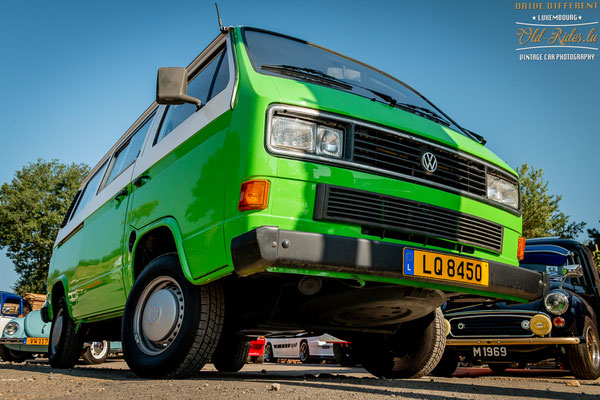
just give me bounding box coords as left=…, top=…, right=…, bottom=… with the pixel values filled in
left=434, top=238, right=600, bottom=379
left=0, top=292, right=33, bottom=362
left=0, top=309, right=120, bottom=365
left=264, top=334, right=340, bottom=363
left=42, top=25, right=546, bottom=379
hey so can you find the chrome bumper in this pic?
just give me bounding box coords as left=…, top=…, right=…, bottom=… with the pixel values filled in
left=447, top=337, right=581, bottom=346
left=0, top=338, right=23, bottom=345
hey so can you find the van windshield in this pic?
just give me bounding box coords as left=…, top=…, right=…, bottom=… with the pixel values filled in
left=242, top=28, right=465, bottom=134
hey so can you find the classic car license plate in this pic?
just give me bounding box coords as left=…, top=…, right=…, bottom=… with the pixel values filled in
left=403, top=249, right=489, bottom=286
left=472, top=346, right=507, bottom=359
left=24, top=337, right=49, bottom=345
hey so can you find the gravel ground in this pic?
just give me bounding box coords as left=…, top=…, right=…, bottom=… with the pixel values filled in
left=1, top=359, right=600, bottom=399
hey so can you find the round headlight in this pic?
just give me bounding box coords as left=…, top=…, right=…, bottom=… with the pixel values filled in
left=544, top=291, right=569, bottom=315
left=4, top=321, right=19, bottom=335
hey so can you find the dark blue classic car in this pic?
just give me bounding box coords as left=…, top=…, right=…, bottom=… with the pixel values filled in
left=434, top=238, right=600, bottom=379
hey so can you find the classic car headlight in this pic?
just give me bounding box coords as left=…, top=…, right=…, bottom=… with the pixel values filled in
left=487, top=174, right=519, bottom=209
left=4, top=321, right=19, bottom=335
left=544, top=291, right=569, bottom=315
left=269, top=116, right=343, bottom=159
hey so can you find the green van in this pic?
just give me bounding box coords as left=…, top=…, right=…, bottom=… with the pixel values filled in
left=43, top=27, right=547, bottom=379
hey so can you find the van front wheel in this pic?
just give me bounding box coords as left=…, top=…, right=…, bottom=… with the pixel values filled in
left=354, top=308, right=446, bottom=379
left=121, top=253, right=224, bottom=378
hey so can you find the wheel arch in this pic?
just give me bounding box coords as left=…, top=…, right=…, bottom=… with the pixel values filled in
left=48, top=276, right=72, bottom=321
left=130, top=217, right=190, bottom=287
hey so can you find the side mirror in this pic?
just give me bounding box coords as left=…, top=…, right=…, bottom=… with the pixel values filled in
left=156, top=67, right=202, bottom=108
left=562, top=265, right=583, bottom=279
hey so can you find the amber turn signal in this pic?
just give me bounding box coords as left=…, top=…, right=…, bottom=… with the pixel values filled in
left=553, top=317, right=565, bottom=328
left=238, top=179, right=270, bottom=211
left=517, top=236, right=526, bottom=260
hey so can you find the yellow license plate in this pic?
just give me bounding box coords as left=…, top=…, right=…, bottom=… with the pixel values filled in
left=403, top=249, right=489, bottom=286
left=25, top=337, right=49, bottom=346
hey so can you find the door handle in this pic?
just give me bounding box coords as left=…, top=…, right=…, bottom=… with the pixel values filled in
left=133, top=175, right=150, bottom=187
left=114, top=189, right=128, bottom=201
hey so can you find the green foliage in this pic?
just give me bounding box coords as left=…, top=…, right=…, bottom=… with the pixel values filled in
left=593, top=251, right=600, bottom=272
left=588, top=220, right=600, bottom=248
left=0, top=159, right=89, bottom=295
left=517, top=164, right=585, bottom=239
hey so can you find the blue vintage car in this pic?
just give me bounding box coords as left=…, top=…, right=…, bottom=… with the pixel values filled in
left=0, top=292, right=33, bottom=362
left=1, top=307, right=121, bottom=364
left=434, top=238, right=600, bottom=379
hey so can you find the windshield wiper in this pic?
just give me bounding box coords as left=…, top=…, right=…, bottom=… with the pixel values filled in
left=261, top=64, right=353, bottom=90
left=462, top=128, right=487, bottom=146
left=394, top=103, right=451, bottom=127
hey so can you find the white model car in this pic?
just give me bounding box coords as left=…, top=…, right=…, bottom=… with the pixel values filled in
left=264, top=334, right=341, bottom=363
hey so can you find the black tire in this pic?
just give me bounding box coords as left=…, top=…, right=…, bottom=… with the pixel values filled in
left=355, top=308, right=446, bottom=379
left=333, top=343, right=357, bottom=367
left=264, top=343, right=277, bottom=363
left=567, top=317, right=600, bottom=380
left=49, top=296, right=84, bottom=369
left=299, top=340, right=311, bottom=364
left=488, top=363, right=509, bottom=373
left=430, top=348, right=459, bottom=377
left=211, top=335, right=251, bottom=372
left=121, top=253, right=224, bottom=378
left=81, top=341, right=110, bottom=365
left=0, top=345, right=30, bottom=362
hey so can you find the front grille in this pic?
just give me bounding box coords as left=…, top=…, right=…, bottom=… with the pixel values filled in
left=449, top=314, right=535, bottom=338
left=353, top=126, right=488, bottom=197
left=315, top=185, right=503, bottom=253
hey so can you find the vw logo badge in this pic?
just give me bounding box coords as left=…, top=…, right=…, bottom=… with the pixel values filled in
left=421, top=152, right=438, bottom=173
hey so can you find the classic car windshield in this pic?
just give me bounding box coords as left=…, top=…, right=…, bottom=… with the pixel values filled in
left=242, top=29, right=465, bottom=134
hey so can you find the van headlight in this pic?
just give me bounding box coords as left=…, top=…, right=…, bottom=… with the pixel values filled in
left=4, top=321, right=19, bottom=335
left=544, top=291, right=569, bottom=315
left=487, top=174, right=519, bottom=209
left=269, top=116, right=343, bottom=159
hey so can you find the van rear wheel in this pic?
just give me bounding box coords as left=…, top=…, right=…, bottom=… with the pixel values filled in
left=121, top=253, right=224, bottom=378
left=354, top=308, right=446, bottom=379
left=211, top=335, right=251, bottom=372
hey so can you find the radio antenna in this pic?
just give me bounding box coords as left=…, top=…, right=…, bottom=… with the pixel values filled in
left=215, top=3, right=225, bottom=33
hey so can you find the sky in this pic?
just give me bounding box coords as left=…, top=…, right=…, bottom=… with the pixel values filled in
left=0, top=0, right=598, bottom=292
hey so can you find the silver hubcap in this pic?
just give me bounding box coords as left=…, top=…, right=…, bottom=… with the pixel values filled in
left=133, top=276, right=184, bottom=356
left=586, top=326, right=600, bottom=369
left=50, top=310, right=63, bottom=354
left=89, top=341, right=109, bottom=359
left=300, top=343, right=308, bottom=361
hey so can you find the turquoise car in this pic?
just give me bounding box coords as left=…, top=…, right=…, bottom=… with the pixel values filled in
left=0, top=310, right=120, bottom=364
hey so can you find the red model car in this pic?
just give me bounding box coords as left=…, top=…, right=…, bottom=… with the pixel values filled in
left=248, top=337, right=265, bottom=362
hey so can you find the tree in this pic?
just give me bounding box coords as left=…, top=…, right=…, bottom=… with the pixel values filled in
left=588, top=220, right=600, bottom=248
left=0, top=159, right=89, bottom=295
left=517, top=164, right=585, bottom=239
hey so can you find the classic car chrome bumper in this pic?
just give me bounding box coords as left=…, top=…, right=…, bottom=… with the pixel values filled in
left=0, top=338, right=23, bottom=345
left=447, top=337, right=581, bottom=346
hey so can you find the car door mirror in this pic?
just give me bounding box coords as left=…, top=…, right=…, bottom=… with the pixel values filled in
left=156, top=67, right=202, bottom=108
left=562, top=264, right=583, bottom=279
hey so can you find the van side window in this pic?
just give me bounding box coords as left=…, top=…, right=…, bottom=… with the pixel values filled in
left=154, top=48, right=229, bottom=145
left=70, top=161, right=108, bottom=220
left=105, top=114, right=154, bottom=185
